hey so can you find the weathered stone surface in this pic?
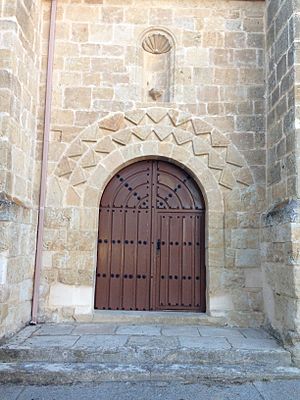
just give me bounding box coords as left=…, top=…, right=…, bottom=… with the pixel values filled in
left=236, top=168, right=254, bottom=186
left=193, top=137, right=211, bottom=155
left=226, top=145, right=245, bottom=167
left=81, top=125, right=99, bottom=142
left=192, top=119, right=212, bottom=135
left=173, top=129, right=193, bottom=145
left=112, top=129, right=132, bottom=145
left=168, top=110, right=191, bottom=127
left=57, top=158, right=76, bottom=177
left=70, top=167, right=88, bottom=186
left=125, top=110, right=145, bottom=125
left=94, top=137, right=115, bottom=153
left=208, top=151, right=226, bottom=170
left=99, top=113, right=125, bottom=132
left=211, top=129, right=230, bottom=147
left=153, top=127, right=173, bottom=141
left=131, top=126, right=152, bottom=141
left=263, top=200, right=300, bottom=226
left=219, top=168, right=236, bottom=190
left=4, top=380, right=300, bottom=400
left=66, top=141, right=86, bottom=158
left=81, top=150, right=97, bottom=169
left=147, top=108, right=168, bottom=124
left=179, top=336, right=231, bottom=349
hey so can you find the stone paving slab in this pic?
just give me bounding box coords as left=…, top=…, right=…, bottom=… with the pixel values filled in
left=254, top=380, right=300, bottom=400
left=179, top=336, right=231, bottom=349
left=198, top=326, right=245, bottom=338
left=72, top=324, right=117, bottom=335
left=115, top=325, right=162, bottom=336
left=161, top=325, right=200, bottom=336
left=25, top=335, right=80, bottom=348
left=1, top=380, right=300, bottom=400
left=127, top=335, right=179, bottom=347
left=226, top=337, right=282, bottom=350
left=73, top=334, right=128, bottom=349
left=33, top=324, right=74, bottom=336
left=240, top=328, right=274, bottom=340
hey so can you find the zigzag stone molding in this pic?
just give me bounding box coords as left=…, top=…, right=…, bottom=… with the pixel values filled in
left=55, top=108, right=254, bottom=191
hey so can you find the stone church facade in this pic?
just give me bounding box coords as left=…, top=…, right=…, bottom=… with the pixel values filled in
left=0, top=0, right=300, bottom=363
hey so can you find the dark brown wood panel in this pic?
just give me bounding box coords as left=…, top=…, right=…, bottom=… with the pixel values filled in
left=95, top=160, right=206, bottom=312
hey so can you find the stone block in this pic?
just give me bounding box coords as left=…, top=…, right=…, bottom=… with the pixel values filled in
left=0, top=255, right=8, bottom=285
left=225, top=32, right=246, bottom=48
left=124, top=8, right=149, bottom=24
left=236, top=249, right=260, bottom=268
left=67, top=6, right=100, bottom=22
left=102, top=7, right=124, bottom=23
left=64, top=88, right=92, bottom=109
left=185, top=48, right=209, bottom=67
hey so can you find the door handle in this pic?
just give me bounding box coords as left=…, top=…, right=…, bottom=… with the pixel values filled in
left=156, top=239, right=161, bottom=251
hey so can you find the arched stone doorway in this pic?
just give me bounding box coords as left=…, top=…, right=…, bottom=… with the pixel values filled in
left=95, top=159, right=206, bottom=312
left=46, top=107, right=262, bottom=326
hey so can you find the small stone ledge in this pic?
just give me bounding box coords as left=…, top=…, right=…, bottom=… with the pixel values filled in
left=0, top=192, right=31, bottom=222
left=263, top=199, right=300, bottom=226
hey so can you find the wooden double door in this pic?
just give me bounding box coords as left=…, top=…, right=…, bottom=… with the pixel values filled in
left=95, top=160, right=206, bottom=312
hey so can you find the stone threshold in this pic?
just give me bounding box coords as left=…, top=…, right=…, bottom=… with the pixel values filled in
left=80, top=310, right=227, bottom=326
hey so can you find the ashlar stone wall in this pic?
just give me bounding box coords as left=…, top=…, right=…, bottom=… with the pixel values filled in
left=0, top=0, right=43, bottom=337
left=263, top=0, right=300, bottom=361
left=40, top=0, right=266, bottom=327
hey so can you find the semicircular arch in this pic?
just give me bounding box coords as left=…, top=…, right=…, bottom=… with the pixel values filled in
left=54, top=107, right=255, bottom=196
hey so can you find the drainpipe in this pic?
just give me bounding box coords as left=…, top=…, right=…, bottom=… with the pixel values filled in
left=31, top=0, right=57, bottom=324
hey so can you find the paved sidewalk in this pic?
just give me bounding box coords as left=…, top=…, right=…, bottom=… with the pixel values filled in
left=1, top=380, right=300, bottom=400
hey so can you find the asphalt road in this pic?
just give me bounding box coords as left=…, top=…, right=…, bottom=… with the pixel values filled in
left=1, top=380, right=300, bottom=400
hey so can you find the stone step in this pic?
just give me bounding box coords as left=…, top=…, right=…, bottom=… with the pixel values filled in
left=0, top=344, right=292, bottom=367
left=1, top=323, right=297, bottom=385
left=90, top=310, right=226, bottom=326
left=0, top=362, right=300, bottom=385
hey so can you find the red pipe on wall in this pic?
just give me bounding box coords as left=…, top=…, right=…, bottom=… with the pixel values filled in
left=31, top=0, right=57, bottom=324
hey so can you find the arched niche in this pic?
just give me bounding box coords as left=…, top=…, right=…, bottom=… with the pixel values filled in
left=140, top=28, right=176, bottom=103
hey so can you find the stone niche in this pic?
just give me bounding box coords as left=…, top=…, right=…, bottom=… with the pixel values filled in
left=141, top=29, right=175, bottom=103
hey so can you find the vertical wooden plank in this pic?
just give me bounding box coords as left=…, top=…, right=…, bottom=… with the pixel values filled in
left=136, top=209, right=151, bottom=310
left=193, top=213, right=200, bottom=309
left=199, top=212, right=206, bottom=311
left=95, top=209, right=111, bottom=309
left=122, top=209, right=137, bottom=310
left=157, top=214, right=168, bottom=308
left=181, top=214, right=193, bottom=308
left=168, top=214, right=180, bottom=307
left=150, top=160, right=157, bottom=311
left=108, top=209, right=124, bottom=310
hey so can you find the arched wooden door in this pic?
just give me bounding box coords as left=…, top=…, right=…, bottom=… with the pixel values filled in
left=95, top=160, right=206, bottom=312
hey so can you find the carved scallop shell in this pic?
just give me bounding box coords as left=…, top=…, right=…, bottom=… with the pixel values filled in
left=142, top=33, right=172, bottom=54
